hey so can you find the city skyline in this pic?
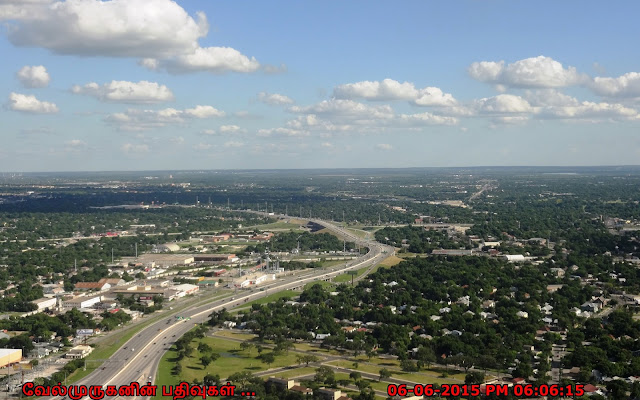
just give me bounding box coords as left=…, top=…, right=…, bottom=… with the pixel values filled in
left=1, top=0, right=640, bottom=172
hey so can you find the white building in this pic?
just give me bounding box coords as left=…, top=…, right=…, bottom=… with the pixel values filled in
left=173, top=283, right=199, bottom=297
left=62, top=296, right=102, bottom=309
left=32, top=297, right=57, bottom=312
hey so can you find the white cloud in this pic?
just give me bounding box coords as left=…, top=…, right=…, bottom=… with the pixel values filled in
left=375, top=143, right=393, bottom=151
left=184, top=105, right=225, bottom=118
left=219, top=125, right=245, bottom=134
left=475, top=94, right=532, bottom=114
left=290, top=99, right=394, bottom=120
left=193, top=143, right=212, bottom=150
left=333, top=78, right=457, bottom=107
left=64, top=139, right=88, bottom=151
left=71, top=80, right=174, bottom=103
left=121, top=143, right=150, bottom=153
left=257, top=92, right=294, bottom=105
left=0, top=0, right=52, bottom=21
left=397, top=112, right=459, bottom=126
left=8, top=92, right=58, bottom=113
left=468, top=56, right=585, bottom=88
left=200, top=129, right=217, bottom=136
left=106, top=105, right=224, bottom=131
left=537, top=101, right=639, bottom=120
left=257, top=127, right=310, bottom=137
left=590, top=72, right=640, bottom=98
left=320, top=142, right=334, bottom=148
left=2, top=0, right=208, bottom=58
left=142, top=46, right=260, bottom=74
left=16, top=65, right=50, bottom=88
left=223, top=141, right=244, bottom=148
left=334, top=79, right=418, bottom=101
left=413, top=87, right=458, bottom=107
left=524, top=89, right=580, bottom=107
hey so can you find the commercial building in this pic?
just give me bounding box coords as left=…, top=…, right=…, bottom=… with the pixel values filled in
left=156, top=243, right=181, bottom=252
left=62, top=296, right=102, bottom=310
left=0, top=349, right=22, bottom=368
left=65, top=345, right=93, bottom=359
left=32, top=297, right=57, bottom=312
left=173, top=284, right=199, bottom=297
left=193, top=254, right=238, bottom=263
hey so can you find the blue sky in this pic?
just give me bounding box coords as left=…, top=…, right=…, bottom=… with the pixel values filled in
left=1, top=0, right=639, bottom=172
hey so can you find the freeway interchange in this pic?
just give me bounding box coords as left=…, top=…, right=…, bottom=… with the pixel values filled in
left=43, top=215, right=394, bottom=400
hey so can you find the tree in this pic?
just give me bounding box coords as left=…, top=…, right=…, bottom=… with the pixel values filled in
left=240, top=341, right=254, bottom=354
left=260, top=352, right=276, bottom=369
left=349, top=371, right=362, bottom=383
left=198, top=342, right=212, bottom=353
left=296, top=354, right=318, bottom=366
left=379, top=368, right=392, bottom=381
left=200, top=354, right=213, bottom=368
left=314, top=366, right=335, bottom=385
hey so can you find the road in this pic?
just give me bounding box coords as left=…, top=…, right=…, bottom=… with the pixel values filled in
left=42, top=214, right=394, bottom=400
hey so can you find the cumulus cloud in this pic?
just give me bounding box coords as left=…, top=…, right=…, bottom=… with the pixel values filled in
left=468, top=56, right=586, bottom=88
left=121, top=143, right=150, bottom=153
left=2, top=0, right=207, bottom=58
left=106, top=105, right=224, bottom=131
left=257, top=127, right=310, bottom=137
left=334, top=79, right=418, bottom=101
left=257, top=92, right=294, bottom=105
left=183, top=105, right=225, bottom=118
left=375, top=143, right=393, bottom=151
left=474, top=94, right=532, bottom=114
left=16, top=65, right=50, bottom=88
left=71, top=80, right=174, bottom=103
left=64, top=139, right=88, bottom=151
left=8, top=92, right=58, bottom=113
left=223, top=141, right=244, bottom=148
left=397, top=112, right=458, bottom=126
left=537, top=101, right=639, bottom=121
left=290, top=99, right=394, bottom=120
left=141, top=46, right=260, bottom=74
left=333, top=78, right=457, bottom=107
left=219, top=125, right=245, bottom=134
left=590, top=72, right=640, bottom=98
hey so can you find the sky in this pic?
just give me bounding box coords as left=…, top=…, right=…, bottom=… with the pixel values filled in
left=1, top=0, right=640, bottom=172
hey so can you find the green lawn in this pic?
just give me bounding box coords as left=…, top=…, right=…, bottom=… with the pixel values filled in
left=174, top=337, right=302, bottom=382
left=327, top=360, right=466, bottom=384
left=303, top=280, right=335, bottom=291
left=333, top=268, right=366, bottom=283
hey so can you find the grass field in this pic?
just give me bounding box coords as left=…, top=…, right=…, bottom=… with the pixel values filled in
left=303, top=280, right=335, bottom=291
left=175, top=337, right=301, bottom=382
left=327, top=359, right=466, bottom=384
left=333, top=268, right=366, bottom=283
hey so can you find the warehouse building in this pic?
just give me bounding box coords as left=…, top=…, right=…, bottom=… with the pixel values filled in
left=0, top=349, right=22, bottom=368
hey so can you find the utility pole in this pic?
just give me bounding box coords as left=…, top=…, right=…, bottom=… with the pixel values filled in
left=135, top=243, right=138, bottom=258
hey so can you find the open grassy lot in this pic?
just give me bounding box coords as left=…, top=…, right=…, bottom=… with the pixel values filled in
left=327, top=359, right=466, bottom=384
left=303, top=280, right=335, bottom=291
left=173, top=337, right=302, bottom=382
left=333, top=268, right=366, bottom=283
left=212, top=330, right=256, bottom=341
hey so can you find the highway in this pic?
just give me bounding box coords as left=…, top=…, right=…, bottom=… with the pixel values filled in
left=42, top=214, right=394, bottom=400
